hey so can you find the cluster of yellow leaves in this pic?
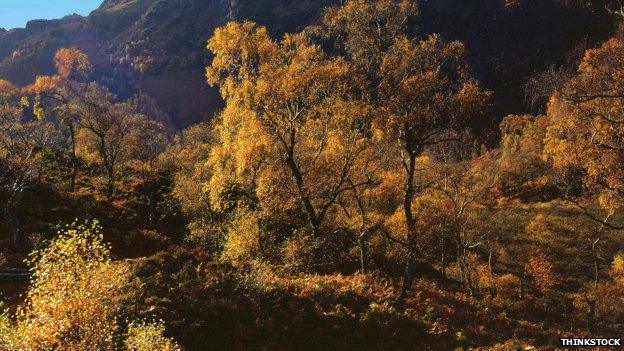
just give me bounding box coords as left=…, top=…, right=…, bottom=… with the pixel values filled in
left=220, top=211, right=262, bottom=265
left=475, top=264, right=496, bottom=291
left=53, top=48, right=92, bottom=81
left=495, top=274, right=522, bottom=300
left=124, top=320, right=181, bottom=351
left=525, top=214, right=554, bottom=240
left=206, top=21, right=277, bottom=101
left=28, top=47, right=91, bottom=95
left=206, top=20, right=381, bottom=244
left=611, top=253, right=624, bottom=286
left=499, top=114, right=553, bottom=197
left=166, top=122, right=216, bottom=217
left=205, top=104, right=266, bottom=213
left=524, top=251, right=557, bottom=294
left=2, top=221, right=128, bottom=350
left=0, top=79, right=17, bottom=94
left=322, top=0, right=418, bottom=74
left=544, top=38, right=624, bottom=213
left=279, top=273, right=397, bottom=302
left=27, top=47, right=91, bottom=97
left=0, top=221, right=183, bottom=350
left=378, top=34, right=489, bottom=142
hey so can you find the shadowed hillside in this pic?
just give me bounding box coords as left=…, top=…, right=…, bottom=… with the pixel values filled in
left=0, top=0, right=617, bottom=132
left=0, top=0, right=336, bottom=127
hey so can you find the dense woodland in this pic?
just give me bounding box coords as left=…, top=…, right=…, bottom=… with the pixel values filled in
left=1, top=0, right=624, bottom=350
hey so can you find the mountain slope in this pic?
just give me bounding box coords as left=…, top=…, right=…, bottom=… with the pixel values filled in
left=0, top=0, right=336, bottom=127
left=0, top=0, right=617, bottom=130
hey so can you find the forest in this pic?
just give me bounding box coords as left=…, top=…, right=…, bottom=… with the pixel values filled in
left=1, top=0, right=624, bottom=350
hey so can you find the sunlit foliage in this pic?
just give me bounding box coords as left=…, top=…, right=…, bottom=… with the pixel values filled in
left=3, top=220, right=128, bottom=350
left=124, top=320, right=181, bottom=351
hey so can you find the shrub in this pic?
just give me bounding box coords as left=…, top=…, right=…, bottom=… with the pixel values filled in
left=120, top=249, right=245, bottom=350
left=524, top=252, right=557, bottom=294
left=5, top=220, right=129, bottom=350
left=495, top=274, right=521, bottom=300
left=221, top=211, right=262, bottom=265
left=611, top=252, right=624, bottom=286
left=283, top=230, right=318, bottom=272
left=283, top=228, right=358, bottom=274
left=125, top=320, right=181, bottom=351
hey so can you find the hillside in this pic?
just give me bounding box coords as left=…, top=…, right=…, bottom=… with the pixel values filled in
left=0, top=0, right=336, bottom=127
left=0, top=0, right=617, bottom=131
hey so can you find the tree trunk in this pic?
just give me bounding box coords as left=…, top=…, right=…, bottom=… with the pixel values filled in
left=358, top=231, right=368, bottom=273
left=519, top=273, right=525, bottom=300
left=488, top=249, right=496, bottom=295
left=148, top=192, right=155, bottom=224
left=440, top=238, right=446, bottom=278
left=457, top=243, right=464, bottom=283
left=68, top=122, right=77, bottom=192
left=585, top=296, right=597, bottom=333
left=400, top=152, right=418, bottom=298
left=586, top=239, right=599, bottom=333
left=463, top=245, right=474, bottom=296
left=285, top=153, right=321, bottom=238
left=3, top=207, right=22, bottom=249
left=400, top=251, right=415, bottom=300
left=106, top=166, right=115, bottom=199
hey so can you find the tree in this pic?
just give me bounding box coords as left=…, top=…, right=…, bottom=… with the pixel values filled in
left=540, top=39, right=624, bottom=330
left=437, top=152, right=498, bottom=294
left=322, top=0, right=418, bottom=85
left=333, top=140, right=397, bottom=273
left=377, top=34, right=490, bottom=296
left=165, top=122, right=224, bottom=250
left=206, top=21, right=377, bottom=248
left=125, top=117, right=168, bottom=181
left=544, top=37, right=624, bottom=229
left=0, top=220, right=183, bottom=350
left=76, top=84, right=163, bottom=199
left=524, top=251, right=557, bottom=295
left=382, top=148, right=498, bottom=294
left=323, top=0, right=489, bottom=296
left=0, top=87, right=61, bottom=247
left=537, top=36, right=624, bottom=325
left=26, top=47, right=92, bottom=192
left=498, top=114, right=556, bottom=200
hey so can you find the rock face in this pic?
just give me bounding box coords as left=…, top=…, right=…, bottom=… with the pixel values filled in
left=0, top=0, right=617, bottom=129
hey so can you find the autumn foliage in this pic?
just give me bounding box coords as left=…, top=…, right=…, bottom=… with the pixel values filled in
left=1, top=0, right=624, bottom=350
